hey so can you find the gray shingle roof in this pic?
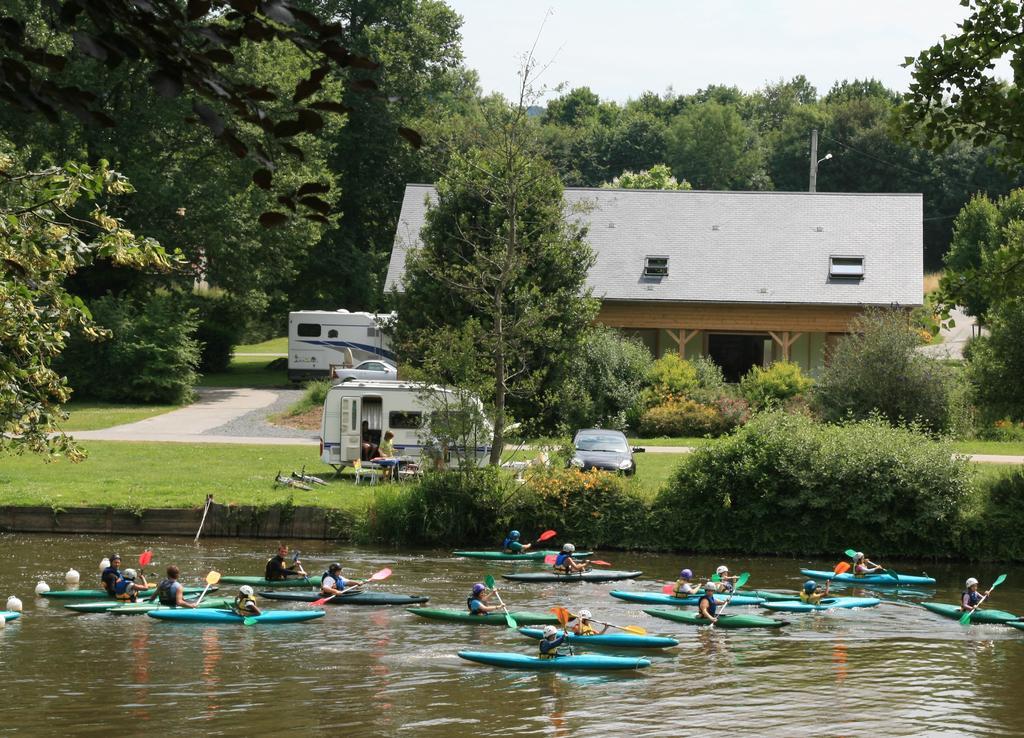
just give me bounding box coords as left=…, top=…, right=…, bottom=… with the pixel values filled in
left=385, top=184, right=923, bottom=307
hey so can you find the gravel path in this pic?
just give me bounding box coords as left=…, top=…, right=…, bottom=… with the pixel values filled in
left=204, top=388, right=313, bottom=439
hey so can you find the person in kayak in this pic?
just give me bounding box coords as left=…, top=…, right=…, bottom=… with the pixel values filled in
left=467, top=583, right=501, bottom=616
left=113, top=568, right=149, bottom=603
left=698, top=581, right=718, bottom=619
left=101, top=553, right=122, bottom=596
left=265, top=544, right=307, bottom=581
left=799, top=579, right=831, bottom=604
left=567, top=609, right=608, bottom=635
left=673, top=568, right=695, bottom=597
left=961, top=577, right=991, bottom=612
left=320, top=563, right=364, bottom=597
left=852, top=552, right=883, bottom=576
left=553, top=544, right=587, bottom=574
left=713, top=565, right=738, bottom=592
left=151, top=565, right=196, bottom=608
left=502, top=530, right=532, bottom=554
left=232, top=585, right=261, bottom=617
left=538, top=624, right=568, bottom=659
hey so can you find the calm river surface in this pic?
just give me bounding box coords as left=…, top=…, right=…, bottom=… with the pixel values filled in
left=1, top=534, right=1023, bottom=737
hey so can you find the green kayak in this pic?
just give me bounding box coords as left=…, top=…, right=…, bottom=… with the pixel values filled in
left=920, top=602, right=1020, bottom=624
left=65, top=597, right=234, bottom=614
left=406, top=608, right=559, bottom=626
left=1005, top=622, right=1024, bottom=632
left=41, top=586, right=209, bottom=600
left=452, top=550, right=592, bottom=561
left=644, top=608, right=788, bottom=629
left=217, top=576, right=317, bottom=588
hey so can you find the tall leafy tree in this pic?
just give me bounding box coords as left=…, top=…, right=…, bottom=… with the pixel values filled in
left=667, top=101, right=769, bottom=190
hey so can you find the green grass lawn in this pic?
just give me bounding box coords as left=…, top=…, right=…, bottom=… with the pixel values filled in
left=0, top=441, right=375, bottom=510
left=953, top=440, right=1024, bottom=456
left=59, top=402, right=182, bottom=431
left=235, top=336, right=287, bottom=354
left=197, top=355, right=289, bottom=388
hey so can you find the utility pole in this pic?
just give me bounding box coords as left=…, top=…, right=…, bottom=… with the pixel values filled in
left=809, top=128, right=818, bottom=193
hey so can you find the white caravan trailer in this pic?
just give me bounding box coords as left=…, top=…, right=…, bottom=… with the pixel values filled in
left=319, top=380, right=491, bottom=470
left=288, top=310, right=395, bottom=381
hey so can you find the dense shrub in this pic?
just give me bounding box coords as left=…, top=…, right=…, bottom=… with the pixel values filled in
left=740, top=361, right=812, bottom=409
left=638, top=399, right=728, bottom=437
left=962, top=470, right=1024, bottom=560
left=967, top=297, right=1024, bottom=423
left=191, top=292, right=246, bottom=373
left=640, top=353, right=698, bottom=408
left=62, top=292, right=200, bottom=403
left=813, top=308, right=962, bottom=433
left=652, top=412, right=971, bottom=556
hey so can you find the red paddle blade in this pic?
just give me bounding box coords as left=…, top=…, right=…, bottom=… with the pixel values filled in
left=589, top=560, right=611, bottom=566
left=536, top=530, right=557, bottom=543
left=139, top=550, right=153, bottom=567
left=310, top=596, right=331, bottom=606
left=544, top=555, right=557, bottom=565
left=370, top=568, right=393, bottom=581
left=661, top=583, right=675, bottom=594
left=833, top=562, right=851, bottom=575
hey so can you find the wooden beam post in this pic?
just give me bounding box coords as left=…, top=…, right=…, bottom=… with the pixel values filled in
left=768, top=331, right=803, bottom=362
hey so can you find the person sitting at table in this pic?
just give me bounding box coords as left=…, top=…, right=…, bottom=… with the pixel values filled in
left=375, top=430, right=398, bottom=480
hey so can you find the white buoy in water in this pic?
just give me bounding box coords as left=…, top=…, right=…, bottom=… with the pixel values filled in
left=99, top=557, right=110, bottom=572
left=8, top=595, right=24, bottom=610
left=65, top=568, right=80, bottom=584
left=34, top=581, right=50, bottom=595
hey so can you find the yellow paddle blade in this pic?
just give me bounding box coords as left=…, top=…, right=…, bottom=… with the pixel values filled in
left=206, top=570, right=221, bottom=585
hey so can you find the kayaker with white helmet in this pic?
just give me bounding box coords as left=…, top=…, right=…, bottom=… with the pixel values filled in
left=538, top=624, right=567, bottom=659
left=501, top=530, right=531, bottom=554
left=553, top=543, right=586, bottom=574
left=799, top=579, right=831, bottom=605
left=320, top=563, right=364, bottom=597
left=112, top=568, right=149, bottom=603
left=713, top=565, right=738, bottom=592
left=673, top=568, right=695, bottom=597
left=101, top=553, right=122, bottom=596
left=697, top=581, right=719, bottom=619
left=567, top=609, right=608, bottom=635
left=265, top=544, right=307, bottom=581
left=852, top=552, right=883, bottom=576
left=150, top=565, right=196, bottom=608
left=467, top=583, right=500, bottom=616
left=962, top=578, right=991, bottom=612
left=232, top=585, right=261, bottom=617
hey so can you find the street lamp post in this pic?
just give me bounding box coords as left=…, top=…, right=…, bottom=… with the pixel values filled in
left=808, top=128, right=832, bottom=193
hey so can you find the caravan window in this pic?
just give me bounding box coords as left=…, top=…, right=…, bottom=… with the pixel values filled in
left=297, top=323, right=321, bottom=337
left=389, top=411, right=423, bottom=429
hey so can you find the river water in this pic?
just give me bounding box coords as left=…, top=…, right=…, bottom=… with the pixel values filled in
left=0, top=534, right=1022, bottom=737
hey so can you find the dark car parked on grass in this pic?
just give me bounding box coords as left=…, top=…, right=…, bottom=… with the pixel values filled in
left=568, top=429, right=640, bottom=476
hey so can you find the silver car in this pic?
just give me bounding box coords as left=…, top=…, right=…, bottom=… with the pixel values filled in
left=332, top=360, right=398, bottom=382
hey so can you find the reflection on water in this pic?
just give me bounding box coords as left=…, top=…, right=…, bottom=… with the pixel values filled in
left=1, top=534, right=1024, bottom=736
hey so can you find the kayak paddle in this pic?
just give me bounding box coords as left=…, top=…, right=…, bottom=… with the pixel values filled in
left=311, top=567, right=392, bottom=606
left=534, top=530, right=557, bottom=544
left=138, top=549, right=153, bottom=585
left=194, top=570, right=221, bottom=606
left=484, top=575, right=517, bottom=629
left=960, top=574, right=1007, bottom=625
left=549, top=607, right=575, bottom=655
left=711, top=571, right=750, bottom=627
left=589, top=618, right=647, bottom=635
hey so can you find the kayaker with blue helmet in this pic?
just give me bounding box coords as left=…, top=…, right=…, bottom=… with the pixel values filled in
left=538, top=625, right=567, bottom=659
left=101, top=553, right=122, bottom=596
left=961, top=578, right=991, bottom=612
left=673, top=568, right=695, bottom=597
left=697, top=581, right=718, bottom=619
left=232, top=585, right=261, bottom=617
left=467, top=583, right=501, bottom=616
left=553, top=543, right=586, bottom=574
left=151, top=565, right=196, bottom=608
left=265, top=544, right=307, bottom=581
left=113, top=568, right=149, bottom=603
left=502, top=530, right=531, bottom=554
left=320, top=563, right=364, bottom=596
left=852, top=552, right=883, bottom=576
left=799, top=579, right=831, bottom=605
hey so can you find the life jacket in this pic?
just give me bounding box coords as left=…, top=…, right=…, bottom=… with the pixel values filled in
left=101, top=567, right=121, bottom=595
left=265, top=555, right=287, bottom=580
left=539, top=634, right=565, bottom=658
left=554, top=553, right=572, bottom=572
left=467, top=596, right=485, bottom=615
left=570, top=619, right=596, bottom=636
left=854, top=561, right=867, bottom=576
left=799, top=590, right=822, bottom=604
left=963, top=590, right=983, bottom=608
left=113, top=578, right=138, bottom=603
left=699, top=593, right=718, bottom=618
left=502, top=536, right=514, bottom=550
left=157, top=579, right=180, bottom=606
left=321, top=572, right=348, bottom=593
left=673, top=580, right=693, bottom=597
left=233, top=596, right=258, bottom=616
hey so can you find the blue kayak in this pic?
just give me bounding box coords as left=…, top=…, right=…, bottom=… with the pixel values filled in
left=147, top=609, right=325, bottom=625
left=610, top=590, right=765, bottom=607
left=0, top=611, right=21, bottom=622
left=799, top=569, right=936, bottom=586
left=761, top=597, right=880, bottom=613
left=517, top=627, right=677, bottom=649
left=458, top=650, right=650, bottom=671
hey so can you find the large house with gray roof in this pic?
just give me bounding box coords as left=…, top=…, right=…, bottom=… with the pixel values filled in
left=385, top=184, right=923, bottom=381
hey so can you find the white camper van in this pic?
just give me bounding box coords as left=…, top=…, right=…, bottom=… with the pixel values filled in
left=288, top=310, right=395, bottom=382
left=319, top=380, right=491, bottom=471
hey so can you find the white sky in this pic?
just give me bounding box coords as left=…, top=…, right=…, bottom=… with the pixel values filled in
left=445, top=1, right=974, bottom=103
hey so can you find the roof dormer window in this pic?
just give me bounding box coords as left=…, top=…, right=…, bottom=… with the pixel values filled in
left=829, top=255, right=864, bottom=280
left=644, top=255, right=669, bottom=278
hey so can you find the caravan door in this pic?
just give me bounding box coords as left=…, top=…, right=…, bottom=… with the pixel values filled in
left=340, top=396, right=362, bottom=462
